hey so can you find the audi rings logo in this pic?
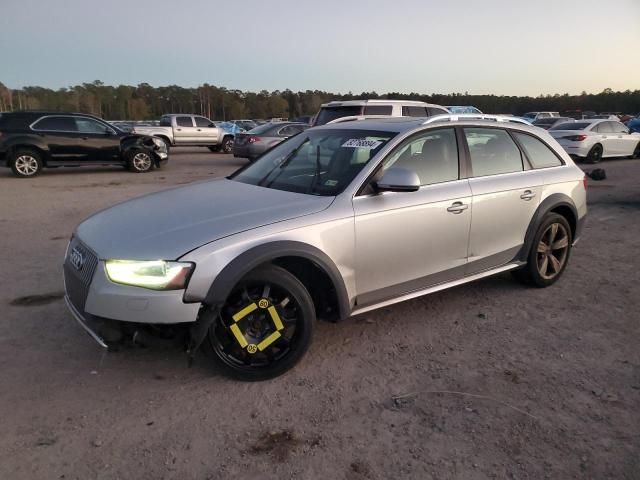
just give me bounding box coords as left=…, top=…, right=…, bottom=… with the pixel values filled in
left=70, top=247, right=85, bottom=271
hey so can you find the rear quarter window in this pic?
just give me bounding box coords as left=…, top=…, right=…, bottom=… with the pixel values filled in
left=513, top=132, right=563, bottom=169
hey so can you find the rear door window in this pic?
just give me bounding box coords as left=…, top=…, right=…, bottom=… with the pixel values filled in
left=464, top=128, right=523, bottom=177
left=513, top=132, right=562, bottom=169
left=363, top=105, right=392, bottom=115
left=176, top=116, right=194, bottom=127
left=75, top=117, right=112, bottom=134
left=402, top=106, right=428, bottom=117
left=31, top=116, right=77, bottom=132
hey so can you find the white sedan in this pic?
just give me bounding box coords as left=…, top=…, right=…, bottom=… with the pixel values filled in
left=549, top=119, right=640, bottom=163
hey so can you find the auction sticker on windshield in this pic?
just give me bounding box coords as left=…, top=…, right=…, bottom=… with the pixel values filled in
left=342, top=138, right=383, bottom=149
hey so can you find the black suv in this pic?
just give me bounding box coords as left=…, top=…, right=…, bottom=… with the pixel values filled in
left=0, top=112, right=168, bottom=177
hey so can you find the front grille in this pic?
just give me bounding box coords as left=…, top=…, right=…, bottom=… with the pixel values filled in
left=63, top=238, right=99, bottom=314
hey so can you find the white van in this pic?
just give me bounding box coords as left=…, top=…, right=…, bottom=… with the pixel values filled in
left=312, top=99, right=448, bottom=126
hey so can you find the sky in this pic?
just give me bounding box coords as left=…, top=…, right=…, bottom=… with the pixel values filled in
left=1, top=0, right=639, bottom=96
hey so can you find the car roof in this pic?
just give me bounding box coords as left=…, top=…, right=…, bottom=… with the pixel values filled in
left=313, top=116, right=545, bottom=134
left=321, top=99, right=433, bottom=107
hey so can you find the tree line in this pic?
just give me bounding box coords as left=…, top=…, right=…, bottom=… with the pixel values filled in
left=1, top=80, right=638, bottom=121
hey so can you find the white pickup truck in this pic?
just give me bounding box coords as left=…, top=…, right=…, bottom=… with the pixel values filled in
left=132, top=114, right=235, bottom=153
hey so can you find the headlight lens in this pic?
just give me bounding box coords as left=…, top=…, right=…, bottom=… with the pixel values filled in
left=105, top=260, right=193, bottom=290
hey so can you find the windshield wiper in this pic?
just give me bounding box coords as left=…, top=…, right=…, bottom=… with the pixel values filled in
left=257, top=140, right=307, bottom=188
left=308, top=144, right=323, bottom=194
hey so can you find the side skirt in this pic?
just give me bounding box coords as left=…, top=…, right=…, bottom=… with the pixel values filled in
left=349, top=262, right=523, bottom=317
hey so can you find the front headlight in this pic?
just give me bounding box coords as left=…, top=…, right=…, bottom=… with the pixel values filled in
left=105, top=260, right=193, bottom=290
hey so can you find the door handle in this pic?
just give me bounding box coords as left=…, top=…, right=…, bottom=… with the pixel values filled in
left=520, top=190, right=536, bottom=200
left=176, top=128, right=182, bottom=131
left=81, top=136, right=89, bottom=140
left=197, top=129, right=202, bottom=131
left=447, top=201, right=468, bottom=214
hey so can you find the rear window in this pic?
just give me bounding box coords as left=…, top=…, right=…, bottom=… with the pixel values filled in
left=550, top=122, right=591, bottom=131
left=247, top=123, right=279, bottom=135
left=314, top=106, right=363, bottom=126
left=159, top=116, right=171, bottom=126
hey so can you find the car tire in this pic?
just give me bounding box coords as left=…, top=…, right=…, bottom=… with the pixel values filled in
left=127, top=149, right=154, bottom=173
left=512, top=213, right=572, bottom=288
left=207, top=265, right=315, bottom=381
left=632, top=142, right=640, bottom=159
left=10, top=149, right=43, bottom=178
left=584, top=144, right=603, bottom=164
left=221, top=136, right=233, bottom=154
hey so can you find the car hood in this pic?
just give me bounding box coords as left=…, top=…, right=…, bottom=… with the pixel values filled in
left=75, top=179, right=334, bottom=260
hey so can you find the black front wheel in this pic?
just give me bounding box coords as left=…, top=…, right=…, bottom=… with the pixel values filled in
left=632, top=142, right=640, bottom=159
left=207, top=265, right=315, bottom=381
left=127, top=149, right=154, bottom=173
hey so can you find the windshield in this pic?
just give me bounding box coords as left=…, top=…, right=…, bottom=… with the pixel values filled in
left=550, top=122, right=591, bottom=131
left=522, top=112, right=536, bottom=119
left=231, top=128, right=397, bottom=196
left=314, top=106, right=364, bottom=126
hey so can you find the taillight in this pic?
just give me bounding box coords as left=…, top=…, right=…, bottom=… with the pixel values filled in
left=248, top=136, right=261, bottom=143
left=564, top=134, right=587, bottom=141
left=583, top=175, right=588, bottom=190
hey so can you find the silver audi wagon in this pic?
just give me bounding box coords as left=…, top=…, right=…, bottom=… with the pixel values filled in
left=64, top=114, right=587, bottom=380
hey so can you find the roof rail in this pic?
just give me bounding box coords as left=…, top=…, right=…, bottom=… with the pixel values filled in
left=326, top=115, right=396, bottom=124
left=422, top=114, right=532, bottom=126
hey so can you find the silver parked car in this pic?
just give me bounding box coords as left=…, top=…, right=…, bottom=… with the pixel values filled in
left=233, top=122, right=309, bottom=161
left=549, top=119, right=640, bottom=163
left=64, top=114, right=587, bottom=380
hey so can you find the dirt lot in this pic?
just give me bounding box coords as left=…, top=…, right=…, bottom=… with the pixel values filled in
left=0, top=149, right=638, bottom=480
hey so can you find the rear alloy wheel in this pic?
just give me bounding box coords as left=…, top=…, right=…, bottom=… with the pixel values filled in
left=585, top=144, right=603, bottom=164
left=221, top=136, right=233, bottom=154
left=512, top=213, right=572, bottom=287
left=208, top=265, right=315, bottom=381
left=128, top=150, right=153, bottom=173
left=11, top=150, right=43, bottom=178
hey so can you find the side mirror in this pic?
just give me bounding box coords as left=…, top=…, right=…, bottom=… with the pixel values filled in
left=375, top=167, right=420, bottom=193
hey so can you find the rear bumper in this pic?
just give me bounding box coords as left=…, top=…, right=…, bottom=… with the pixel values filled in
left=557, top=142, right=590, bottom=158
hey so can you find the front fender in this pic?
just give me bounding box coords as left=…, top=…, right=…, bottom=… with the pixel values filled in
left=203, top=241, right=351, bottom=320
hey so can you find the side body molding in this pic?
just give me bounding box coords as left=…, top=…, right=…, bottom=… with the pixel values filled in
left=203, top=241, right=352, bottom=319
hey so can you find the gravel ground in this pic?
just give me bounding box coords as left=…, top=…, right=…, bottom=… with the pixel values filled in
left=0, top=148, right=638, bottom=480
